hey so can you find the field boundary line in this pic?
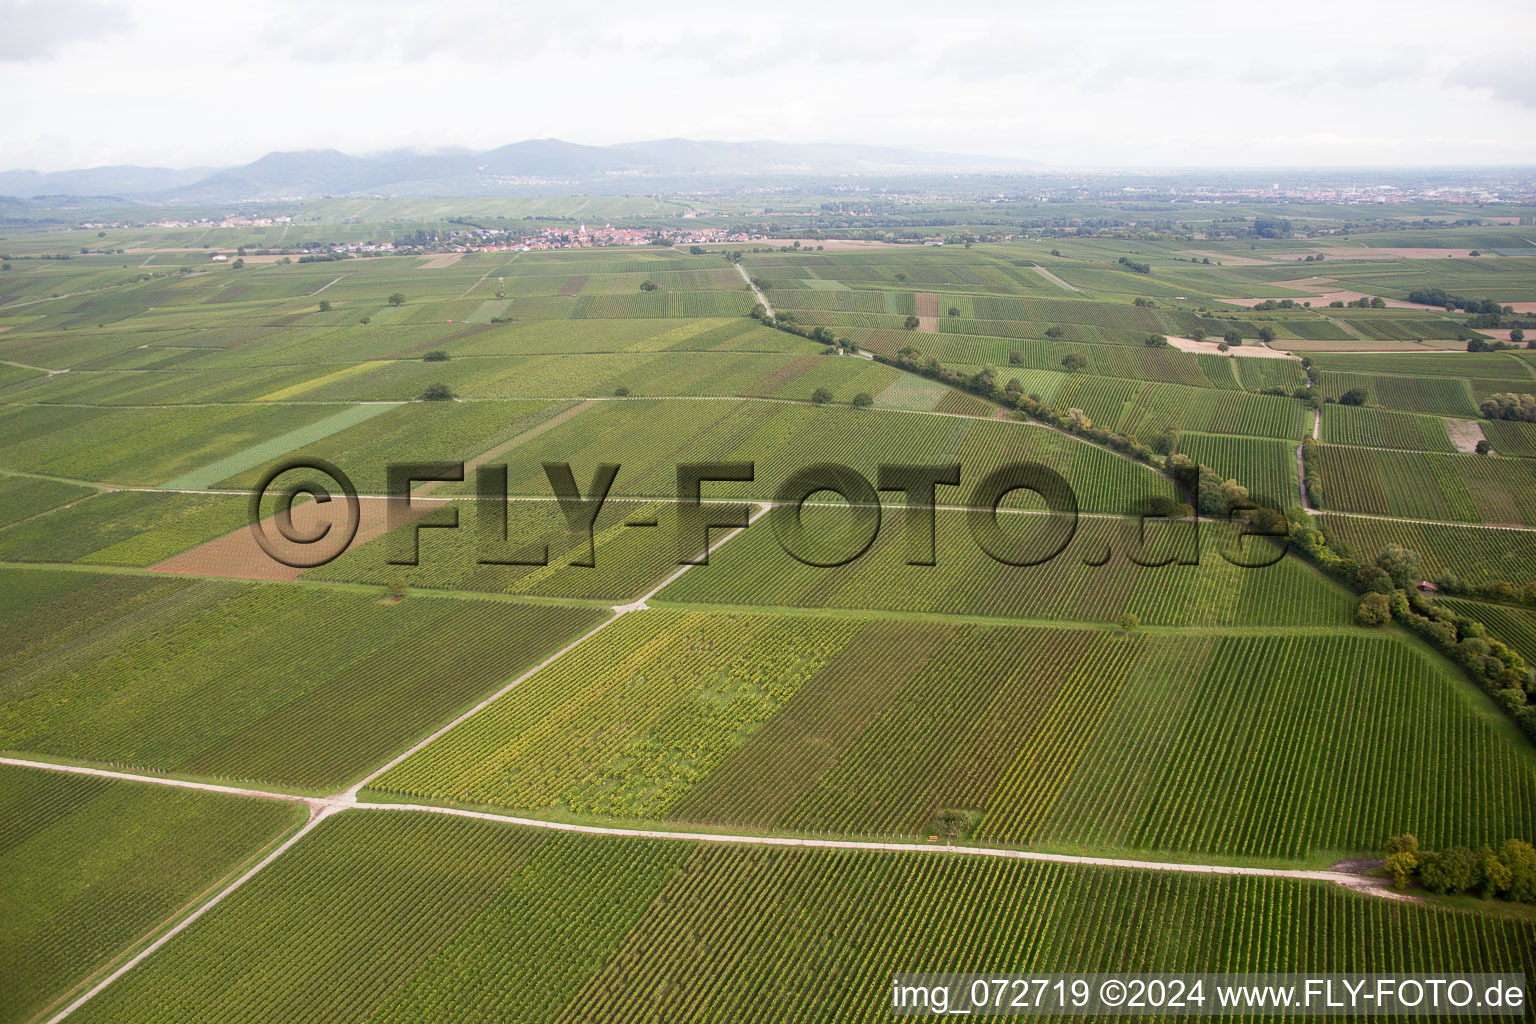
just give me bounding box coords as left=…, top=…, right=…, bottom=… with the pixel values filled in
left=0, top=756, right=323, bottom=809
left=2, top=753, right=1401, bottom=897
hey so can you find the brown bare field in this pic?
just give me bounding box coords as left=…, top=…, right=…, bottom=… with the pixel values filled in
left=1504, top=302, right=1536, bottom=314
left=1166, top=336, right=1296, bottom=360
left=1282, top=338, right=1469, bottom=353
left=416, top=253, right=463, bottom=269
left=146, top=496, right=428, bottom=582
left=913, top=292, right=939, bottom=332
left=1477, top=329, right=1527, bottom=343
left=147, top=400, right=599, bottom=582
left=555, top=274, right=588, bottom=297
left=1220, top=289, right=1452, bottom=312
left=1177, top=250, right=1271, bottom=266
left=1446, top=419, right=1488, bottom=454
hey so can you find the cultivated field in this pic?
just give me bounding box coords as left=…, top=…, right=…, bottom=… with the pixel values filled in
left=3, top=200, right=1535, bottom=1022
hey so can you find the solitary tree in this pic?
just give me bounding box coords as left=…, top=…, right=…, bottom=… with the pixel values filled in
left=1009, top=350, right=1024, bottom=365
left=1118, top=612, right=1140, bottom=633
left=851, top=392, right=874, bottom=409
left=903, top=315, right=920, bottom=330
left=1257, top=325, right=1277, bottom=345
left=1061, top=353, right=1088, bottom=372
left=1338, top=388, right=1369, bottom=406
left=947, top=306, right=960, bottom=317
left=1044, top=325, right=1065, bottom=339
left=317, top=299, right=332, bottom=312
left=1511, top=328, right=1525, bottom=344
left=639, top=279, right=659, bottom=291
left=387, top=292, right=407, bottom=306
left=420, top=382, right=455, bottom=401
left=810, top=386, right=833, bottom=405
left=1357, top=592, right=1391, bottom=625
left=931, top=809, right=970, bottom=844
left=1223, top=328, right=1243, bottom=346
left=422, top=350, right=449, bottom=362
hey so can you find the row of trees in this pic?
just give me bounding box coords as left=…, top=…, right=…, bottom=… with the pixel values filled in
left=747, top=304, right=1536, bottom=744
left=1382, top=835, right=1536, bottom=902
left=1407, top=288, right=1513, bottom=315
left=1251, top=298, right=1314, bottom=311
left=1480, top=393, right=1536, bottom=422
left=1287, top=510, right=1536, bottom=740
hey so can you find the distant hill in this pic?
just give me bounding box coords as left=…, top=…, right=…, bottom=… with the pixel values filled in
left=0, top=139, right=1041, bottom=203
left=0, top=165, right=217, bottom=199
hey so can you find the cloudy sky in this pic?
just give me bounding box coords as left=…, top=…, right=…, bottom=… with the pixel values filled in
left=4, top=0, right=1534, bottom=172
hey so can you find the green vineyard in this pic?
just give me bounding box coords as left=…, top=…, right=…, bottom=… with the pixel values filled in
left=0, top=568, right=607, bottom=789
left=370, top=612, right=1536, bottom=860
left=1, top=764, right=302, bottom=1024
left=3, top=188, right=1536, bottom=1024
left=65, top=812, right=1536, bottom=1024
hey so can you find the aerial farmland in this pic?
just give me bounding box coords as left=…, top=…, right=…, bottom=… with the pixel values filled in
left=3, top=0, right=1536, bottom=1019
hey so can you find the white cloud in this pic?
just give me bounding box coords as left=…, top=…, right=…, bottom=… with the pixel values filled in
left=1, top=0, right=1533, bottom=170
left=0, top=0, right=131, bottom=61
left=1447, top=59, right=1536, bottom=110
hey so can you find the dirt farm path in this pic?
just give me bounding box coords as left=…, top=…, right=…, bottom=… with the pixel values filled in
left=1028, top=265, right=1080, bottom=292
left=1, top=750, right=1411, bottom=1011
left=736, top=261, right=773, bottom=318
